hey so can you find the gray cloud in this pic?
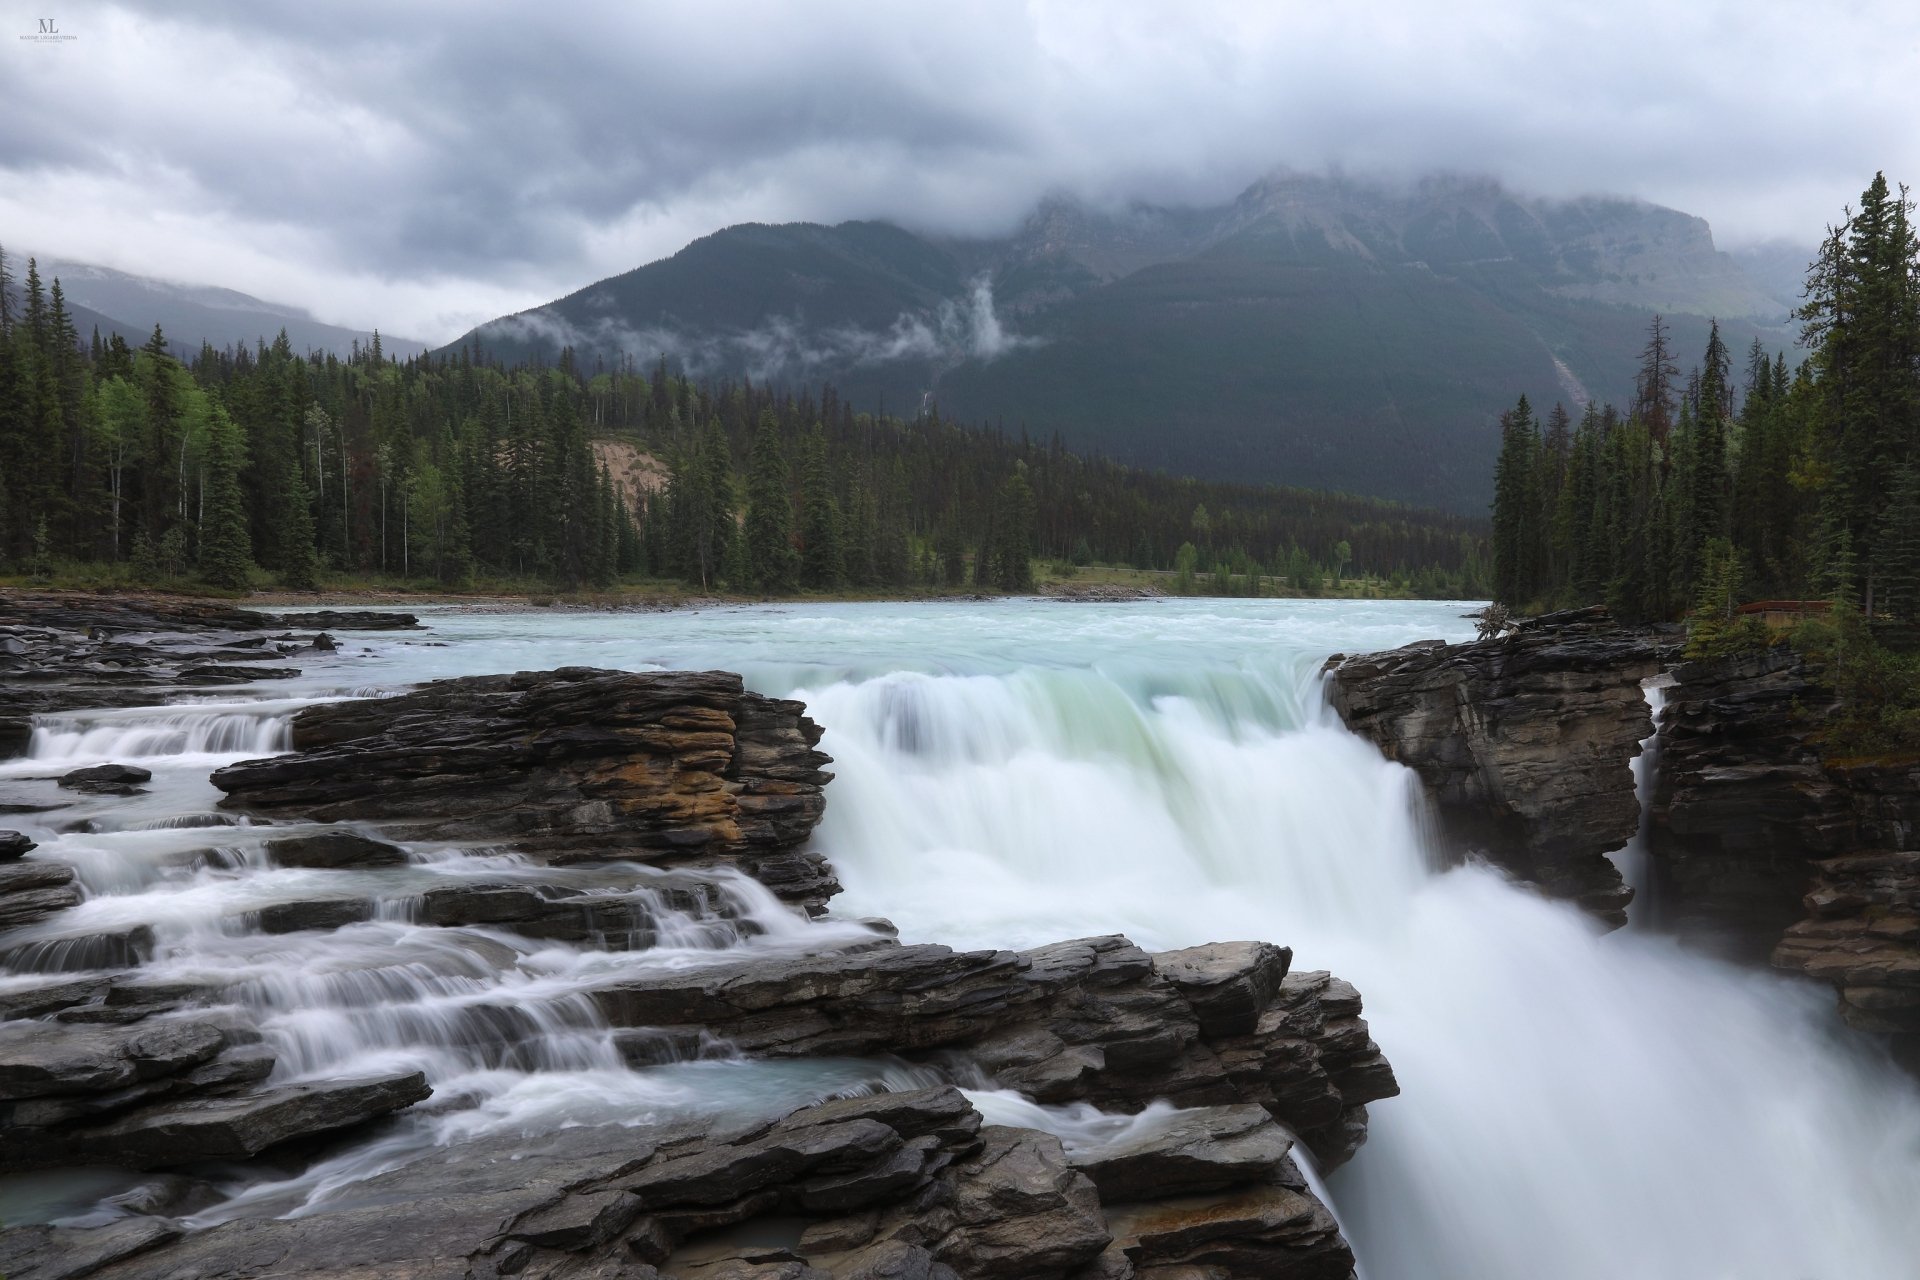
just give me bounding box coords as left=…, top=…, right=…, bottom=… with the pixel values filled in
left=2, top=0, right=1916, bottom=342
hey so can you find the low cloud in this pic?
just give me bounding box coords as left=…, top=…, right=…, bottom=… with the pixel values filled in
left=477, top=277, right=1038, bottom=380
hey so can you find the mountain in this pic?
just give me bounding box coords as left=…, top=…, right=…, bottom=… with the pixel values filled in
left=447, top=173, right=1803, bottom=512
left=29, top=258, right=426, bottom=358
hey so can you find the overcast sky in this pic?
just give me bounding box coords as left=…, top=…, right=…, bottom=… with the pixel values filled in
left=3, top=1, right=1916, bottom=344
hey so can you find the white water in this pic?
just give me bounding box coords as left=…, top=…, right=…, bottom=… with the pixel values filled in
left=5, top=599, right=1919, bottom=1276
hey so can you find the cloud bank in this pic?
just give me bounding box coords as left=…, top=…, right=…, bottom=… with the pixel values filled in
left=2, top=0, right=1915, bottom=342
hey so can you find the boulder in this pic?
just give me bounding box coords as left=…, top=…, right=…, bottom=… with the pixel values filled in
left=264, top=830, right=409, bottom=869
left=58, top=762, right=153, bottom=795
left=0, top=859, right=82, bottom=927
left=1325, top=606, right=1662, bottom=924
left=0, top=828, right=35, bottom=860
left=211, top=668, right=837, bottom=909
left=1069, top=1104, right=1294, bottom=1202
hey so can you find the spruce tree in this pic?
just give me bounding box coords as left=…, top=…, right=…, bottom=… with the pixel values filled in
left=798, top=428, right=843, bottom=589
left=744, top=411, right=797, bottom=592
left=196, top=408, right=254, bottom=590
left=277, top=461, right=321, bottom=590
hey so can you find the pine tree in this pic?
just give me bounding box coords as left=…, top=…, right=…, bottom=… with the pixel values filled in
left=277, top=460, right=321, bottom=590
left=744, top=411, right=797, bottom=591
left=196, top=408, right=254, bottom=590
left=798, top=428, right=843, bottom=589
left=1490, top=396, right=1542, bottom=605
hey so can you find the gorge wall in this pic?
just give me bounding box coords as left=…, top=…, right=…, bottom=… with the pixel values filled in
left=1329, top=608, right=1920, bottom=1064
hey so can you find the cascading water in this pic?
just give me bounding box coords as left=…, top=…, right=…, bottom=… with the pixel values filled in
left=6, top=599, right=1919, bottom=1278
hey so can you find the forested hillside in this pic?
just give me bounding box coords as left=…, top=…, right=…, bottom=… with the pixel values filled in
left=1488, top=172, right=1918, bottom=628
left=0, top=248, right=1489, bottom=599
left=451, top=173, right=1797, bottom=512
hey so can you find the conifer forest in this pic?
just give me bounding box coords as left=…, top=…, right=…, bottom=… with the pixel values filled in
left=1490, top=172, right=1920, bottom=629
left=0, top=250, right=1488, bottom=599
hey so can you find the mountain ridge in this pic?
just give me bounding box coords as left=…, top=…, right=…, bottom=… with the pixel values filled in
left=461, top=174, right=1810, bottom=511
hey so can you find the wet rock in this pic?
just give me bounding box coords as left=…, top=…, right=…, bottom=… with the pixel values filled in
left=58, top=762, right=153, bottom=795
left=1152, top=942, right=1291, bottom=1038
left=926, top=1127, right=1112, bottom=1279
left=255, top=897, right=377, bottom=934
left=1648, top=647, right=1903, bottom=956
left=1070, top=1104, right=1294, bottom=1202
left=212, top=667, right=836, bottom=908
left=264, top=609, right=421, bottom=631
left=509, top=1188, right=645, bottom=1251
left=0, top=828, right=36, bottom=860
left=311, top=631, right=339, bottom=651
left=264, top=829, right=409, bottom=869
left=590, top=934, right=1393, bottom=1167
left=5, top=1045, right=276, bottom=1130
left=0, top=1216, right=184, bottom=1280
left=0, top=1016, right=228, bottom=1099
left=50, top=1070, right=432, bottom=1168
left=1, top=924, right=155, bottom=974
left=176, top=662, right=301, bottom=683
left=1325, top=606, right=1663, bottom=924
left=0, top=975, right=109, bottom=1020
left=0, top=858, right=82, bottom=927
left=1773, top=851, right=1920, bottom=1034
left=416, top=874, right=755, bottom=948
left=1104, top=1183, right=1353, bottom=1279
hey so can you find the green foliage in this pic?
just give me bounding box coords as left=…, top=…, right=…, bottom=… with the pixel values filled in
left=0, top=249, right=1488, bottom=598
left=196, top=407, right=253, bottom=589
left=744, top=411, right=798, bottom=592
left=1791, top=606, right=1920, bottom=757
left=277, top=461, right=321, bottom=590
left=1492, top=171, right=1920, bottom=625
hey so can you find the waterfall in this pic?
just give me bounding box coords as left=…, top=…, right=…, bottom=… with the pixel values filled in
left=11, top=599, right=1920, bottom=1274
left=802, top=661, right=1920, bottom=1280
left=26, top=705, right=293, bottom=762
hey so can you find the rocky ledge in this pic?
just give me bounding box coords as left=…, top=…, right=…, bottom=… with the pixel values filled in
left=210, top=667, right=839, bottom=910
left=0, top=590, right=414, bottom=755
left=2, top=1086, right=1356, bottom=1280
left=0, top=932, right=1387, bottom=1280
left=1324, top=606, right=1663, bottom=924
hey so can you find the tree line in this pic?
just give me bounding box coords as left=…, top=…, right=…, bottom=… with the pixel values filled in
left=0, top=251, right=1490, bottom=597
left=1490, top=171, right=1920, bottom=626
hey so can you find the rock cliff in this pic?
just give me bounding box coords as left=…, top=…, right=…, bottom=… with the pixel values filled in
left=1324, top=607, right=1662, bottom=924
left=1653, top=647, right=1920, bottom=1056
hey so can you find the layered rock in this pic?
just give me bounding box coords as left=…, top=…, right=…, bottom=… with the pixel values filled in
left=210, top=667, right=839, bottom=910
left=0, top=590, right=397, bottom=747
left=15, top=1085, right=1356, bottom=1280
left=1324, top=606, right=1663, bottom=923
left=1644, top=647, right=1920, bottom=953
left=0, top=1012, right=431, bottom=1173
left=588, top=934, right=1393, bottom=1170
left=1773, top=852, right=1920, bottom=1044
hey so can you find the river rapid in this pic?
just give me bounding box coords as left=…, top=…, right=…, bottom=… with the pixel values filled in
left=4, top=598, right=1918, bottom=1279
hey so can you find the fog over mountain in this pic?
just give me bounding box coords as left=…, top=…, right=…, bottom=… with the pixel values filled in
left=2, top=1, right=1913, bottom=342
